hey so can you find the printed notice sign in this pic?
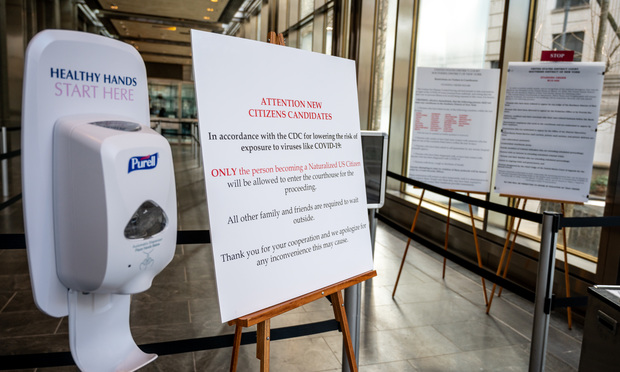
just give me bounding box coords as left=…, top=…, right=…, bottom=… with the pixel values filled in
left=191, top=31, right=374, bottom=322
left=495, top=62, right=605, bottom=202
left=409, top=67, right=499, bottom=193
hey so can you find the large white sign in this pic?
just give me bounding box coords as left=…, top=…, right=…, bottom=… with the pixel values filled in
left=495, top=62, right=605, bottom=202
left=409, top=67, right=499, bottom=193
left=191, top=31, right=374, bottom=322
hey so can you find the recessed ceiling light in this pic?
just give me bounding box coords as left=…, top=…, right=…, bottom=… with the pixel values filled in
left=110, top=4, right=118, bottom=10
left=207, top=8, right=214, bottom=11
left=152, top=25, right=177, bottom=31
left=203, top=16, right=211, bottom=20
left=211, top=0, right=218, bottom=2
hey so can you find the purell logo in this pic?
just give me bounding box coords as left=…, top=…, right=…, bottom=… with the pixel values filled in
left=128, top=153, right=158, bottom=173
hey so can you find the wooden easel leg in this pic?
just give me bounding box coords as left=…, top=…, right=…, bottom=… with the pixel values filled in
left=442, top=197, right=452, bottom=279
left=230, top=323, right=243, bottom=372
left=467, top=195, right=488, bottom=306
left=330, top=291, right=358, bottom=372
left=393, top=189, right=425, bottom=298
left=487, top=198, right=522, bottom=314
left=256, top=319, right=271, bottom=372
left=496, top=211, right=523, bottom=297
left=561, top=203, right=572, bottom=330
left=497, top=199, right=528, bottom=298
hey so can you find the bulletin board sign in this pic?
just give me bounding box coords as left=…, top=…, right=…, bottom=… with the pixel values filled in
left=191, top=30, right=374, bottom=322
left=409, top=67, right=500, bottom=193
left=494, top=62, right=605, bottom=203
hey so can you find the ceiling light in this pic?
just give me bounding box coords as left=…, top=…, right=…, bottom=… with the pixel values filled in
left=207, top=8, right=214, bottom=11
left=211, top=0, right=218, bottom=2
left=203, top=16, right=211, bottom=20
left=110, top=4, right=118, bottom=10
left=152, top=25, right=176, bottom=31
left=152, top=26, right=176, bottom=31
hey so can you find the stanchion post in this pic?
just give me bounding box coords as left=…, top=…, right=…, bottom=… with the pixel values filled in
left=368, top=208, right=377, bottom=257
left=191, top=122, right=196, bottom=158
left=195, top=123, right=201, bottom=166
left=342, top=283, right=361, bottom=372
left=341, top=208, right=377, bottom=371
left=2, top=127, right=8, bottom=197
left=529, top=211, right=560, bottom=372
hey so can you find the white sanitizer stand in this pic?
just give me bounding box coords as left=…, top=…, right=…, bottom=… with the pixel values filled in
left=22, top=30, right=177, bottom=371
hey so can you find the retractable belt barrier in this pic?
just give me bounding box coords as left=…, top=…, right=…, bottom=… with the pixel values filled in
left=386, top=170, right=620, bottom=234
left=0, top=228, right=342, bottom=369
left=386, top=171, right=542, bottom=223
left=380, top=170, right=620, bottom=310
left=2, top=171, right=620, bottom=369
left=1, top=229, right=210, bottom=249
left=0, top=320, right=340, bottom=369
left=0, top=149, right=20, bottom=161
left=0, top=193, right=21, bottom=212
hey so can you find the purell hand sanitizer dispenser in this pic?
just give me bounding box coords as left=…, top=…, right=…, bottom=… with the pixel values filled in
left=22, top=30, right=177, bottom=371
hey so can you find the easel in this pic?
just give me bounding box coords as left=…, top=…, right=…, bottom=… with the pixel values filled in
left=268, top=31, right=285, bottom=46
left=392, top=189, right=489, bottom=306
left=228, top=270, right=377, bottom=372
left=486, top=196, right=574, bottom=329
left=227, top=34, right=375, bottom=372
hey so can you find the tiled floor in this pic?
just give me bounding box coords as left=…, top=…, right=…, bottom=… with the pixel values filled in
left=0, top=143, right=583, bottom=371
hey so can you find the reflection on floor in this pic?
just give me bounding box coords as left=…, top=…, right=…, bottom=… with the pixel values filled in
left=0, top=143, right=582, bottom=371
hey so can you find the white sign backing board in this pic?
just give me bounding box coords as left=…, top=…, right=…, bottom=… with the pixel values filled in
left=494, top=62, right=605, bottom=202
left=22, top=30, right=149, bottom=317
left=409, top=67, right=499, bottom=193
left=191, top=31, right=374, bottom=323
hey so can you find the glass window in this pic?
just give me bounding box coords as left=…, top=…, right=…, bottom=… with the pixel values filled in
left=405, top=0, right=503, bottom=219
left=525, top=0, right=620, bottom=262
left=370, top=0, right=397, bottom=133
left=257, top=9, right=262, bottom=41
left=149, top=82, right=178, bottom=118
left=181, top=83, right=196, bottom=119
left=300, top=0, right=315, bottom=19
left=556, top=0, right=590, bottom=9
left=414, top=0, right=493, bottom=68
left=551, top=31, right=585, bottom=61
left=282, top=1, right=333, bottom=54
left=278, top=0, right=288, bottom=32
left=300, top=22, right=313, bottom=51
left=288, top=30, right=298, bottom=49
left=324, top=8, right=334, bottom=55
